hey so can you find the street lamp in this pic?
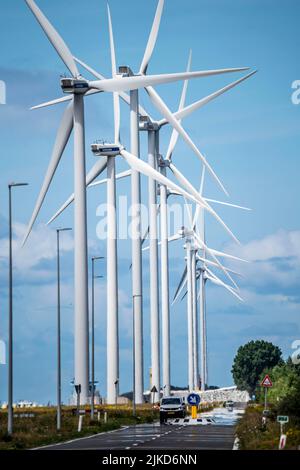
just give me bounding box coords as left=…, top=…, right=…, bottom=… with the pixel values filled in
left=56, top=227, right=72, bottom=431
left=8, top=182, right=28, bottom=435
left=91, top=256, right=104, bottom=420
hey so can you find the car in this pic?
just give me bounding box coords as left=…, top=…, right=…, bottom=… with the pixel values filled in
left=225, top=400, right=234, bottom=408
left=159, top=396, right=186, bottom=423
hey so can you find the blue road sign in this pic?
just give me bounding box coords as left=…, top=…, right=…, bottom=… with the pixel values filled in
left=187, top=393, right=201, bottom=406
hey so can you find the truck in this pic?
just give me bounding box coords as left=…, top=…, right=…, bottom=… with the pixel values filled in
left=159, top=396, right=186, bottom=424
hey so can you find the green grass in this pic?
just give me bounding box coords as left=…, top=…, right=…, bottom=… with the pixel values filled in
left=0, top=406, right=159, bottom=450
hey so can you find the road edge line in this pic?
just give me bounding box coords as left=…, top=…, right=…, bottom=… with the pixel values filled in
left=31, top=425, right=130, bottom=450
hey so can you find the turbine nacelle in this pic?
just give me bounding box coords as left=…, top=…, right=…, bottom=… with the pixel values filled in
left=91, top=142, right=122, bottom=157
left=60, top=77, right=89, bottom=94
left=139, top=115, right=159, bottom=132
left=179, top=226, right=194, bottom=240
left=158, top=156, right=170, bottom=168
left=118, top=65, right=135, bottom=77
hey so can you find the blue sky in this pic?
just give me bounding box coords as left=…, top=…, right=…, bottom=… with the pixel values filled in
left=0, top=0, right=300, bottom=404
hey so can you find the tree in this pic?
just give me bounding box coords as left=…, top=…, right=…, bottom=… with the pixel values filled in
left=258, top=358, right=300, bottom=404
left=231, top=340, right=282, bottom=394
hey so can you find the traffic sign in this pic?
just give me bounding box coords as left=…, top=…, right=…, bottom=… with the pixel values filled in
left=277, top=416, right=289, bottom=424
left=151, top=386, right=158, bottom=393
left=187, top=393, right=200, bottom=406
left=261, top=374, right=273, bottom=387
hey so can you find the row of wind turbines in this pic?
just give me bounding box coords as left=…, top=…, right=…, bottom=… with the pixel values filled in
left=23, top=0, right=255, bottom=404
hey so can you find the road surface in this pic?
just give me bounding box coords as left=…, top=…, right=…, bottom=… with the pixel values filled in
left=37, top=406, right=244, bottom=451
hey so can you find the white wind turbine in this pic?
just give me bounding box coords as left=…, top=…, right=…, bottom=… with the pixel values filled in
left=143, top=190, right=248, bottom=393
left=23, top=0, right=247, bottom=404
left=171, top=179, right=249, bottom=391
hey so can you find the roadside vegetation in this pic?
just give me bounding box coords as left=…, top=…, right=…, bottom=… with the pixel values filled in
left=0, top=405, right=159, bottom=450
left=233, top=341, right=300, bottom=450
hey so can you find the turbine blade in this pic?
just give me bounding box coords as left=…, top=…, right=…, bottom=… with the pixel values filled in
left=89, top=169, right=131, bottom=188
left=209, top=248, right=248, bottom=263
left=180, top=290, right=188, bottom=302
left=107, top=4, right=120, bottom=143
left=30, top=89, right=101, bottom=111
left=169, top=163, right=239, bottom=244
left=31, top=95, right=72, bottom=110
left=173, top=266, right=187, bottom=304
left=142, top=225, right=150, bottom=246
left=159, top=70, right=257, bottom=126
left=22, top=101, right=74, bottom=245
left=193, top=232, right=239, bottom=289
left=205, top=271, right=243, bottom=302
left=90, top=67, right=249, bottom=93
left=146, top=86, right=228, bottom=196
left=142, top=231, right=182, bottom=252
left=199, top=166, right=206, bottom=197
left=121, top=149, right=212, bottom=209
left=204, top=198, right=251, bottom=211
left=166, top=50, right=192, bottom=161
left=74, top=56, right=106, bottom=80
left=25, top=0, right=79, bottom=77
left=47, top=158, right=108, bottom=225
left=197, top=255, right=242, bottom=276
left=192, top=166, right=206, bottom=230
left=139, top=0, right=165, bottom=74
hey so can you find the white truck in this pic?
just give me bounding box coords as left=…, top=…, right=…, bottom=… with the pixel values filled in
left=159, top=396, right=186, bottom=424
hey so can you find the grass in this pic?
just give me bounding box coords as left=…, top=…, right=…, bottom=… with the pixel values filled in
left=236, top=404, right=300, bottom=450
left=0, top=405, right=159, bottom=450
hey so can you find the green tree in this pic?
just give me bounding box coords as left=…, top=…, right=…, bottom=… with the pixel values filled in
left=258, top=358, right=300, bottom=404
left=231, top=340, right=282, bottom=394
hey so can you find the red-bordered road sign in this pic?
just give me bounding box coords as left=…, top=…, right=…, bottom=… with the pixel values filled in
left=261, top=374, right=273, bottom=387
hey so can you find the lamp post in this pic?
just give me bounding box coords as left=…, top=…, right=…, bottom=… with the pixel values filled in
left=56, top=227, right=72, bottom=431
left=8, top=182, right=28, bottom=435
left=91, top=256, right=104, bottom=420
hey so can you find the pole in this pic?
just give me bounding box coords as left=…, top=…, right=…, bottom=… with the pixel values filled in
left=186, top=238, right=194, bottom=391
left=199, top=270, right=206, bottom=391
left=203, top=278, right=208, bottom=388
left=191, top=248, right=199, bottom=390
left=132, top=295, right=140, bottom=416
left=130, top=89, right=144, bottom=404
left=264, top=387, right=268, bottom=410
left=148, top=130, right=160, bottom=403
left=90, top=257, right=103, bottom=413
left=8, top=185, right=13, bottom=435
left=73, top=94, right=89, bottom=404
left=106, top=156, right=119, bottom=404
left=56, top=230, right=61, bottom=431
left=91, top=257, right=95, bottom=419
left=160, top=162, right=171, bottom=397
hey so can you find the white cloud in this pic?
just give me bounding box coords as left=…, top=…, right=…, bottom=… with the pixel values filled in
left=0, top=222, right=73, bottom=272
left=226, top=229, right=300, bottom=262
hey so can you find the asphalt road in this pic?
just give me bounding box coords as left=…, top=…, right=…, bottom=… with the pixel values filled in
left=38, top=420, right=237, bottom=450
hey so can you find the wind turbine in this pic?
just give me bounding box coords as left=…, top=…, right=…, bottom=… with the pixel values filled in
left=23, top=0, right=246, bottom=405
left=171, top=179, right=248, bottom=391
